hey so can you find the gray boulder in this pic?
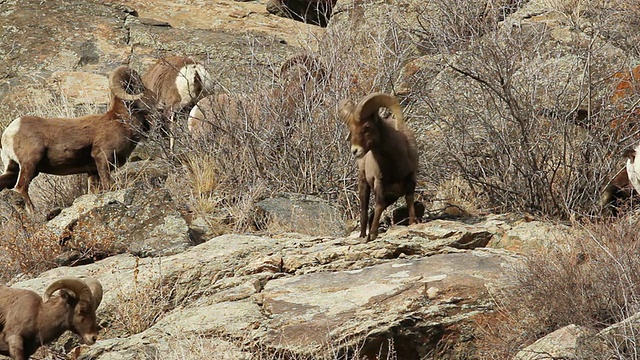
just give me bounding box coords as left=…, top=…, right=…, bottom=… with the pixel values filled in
left=47, top=187, right=195, bottom=261
left=254, top=193, right=347, bottom=237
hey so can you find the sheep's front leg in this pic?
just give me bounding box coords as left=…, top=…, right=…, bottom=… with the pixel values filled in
left=358, top=175, right=371, bottom=240
left=92, top=151, right=114, bottom=192
left=7, top=334, right=26, bottom=360
left=405, top=177, right=417, bottom=225
left=368, top=179, right=387, bottom=242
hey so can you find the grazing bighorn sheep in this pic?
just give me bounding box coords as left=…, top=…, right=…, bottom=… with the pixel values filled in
left=338, top=92, right=419, bottom=241
left=187, top=53, right=326, bottom=136
left=0, top=277, right=103, bottom=360
left=600, top=166, right=636, bottom=216
left=0, top=65, right=156, bottom=213
left=142, top=56, right=215, bottom=149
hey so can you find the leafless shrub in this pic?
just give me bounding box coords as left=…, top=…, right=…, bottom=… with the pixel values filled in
left=477, top=216, right=640, bottom=359
left=589, top=0, right=640, bottom=59
left=0, top=208, right=61, bottom=282
left=414, top=0, right=525, bottom=54
left=412, top=15, right=635, bottom=218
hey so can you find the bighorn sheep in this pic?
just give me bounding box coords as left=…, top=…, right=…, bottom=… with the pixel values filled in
left=187, top=53, right=326, bottom=136
left=142, top=56, right=215, bottom=149
left=338, top=92, right=419, bottom=241
left=0, top=277, right=103, bottom=360
left=600, top=166, right=636, bottom=216
left=0, top=65, right=157, bottom=213
left=624, top=144, right=640, bottom=194
left=266, top=0, right=336, bottom=27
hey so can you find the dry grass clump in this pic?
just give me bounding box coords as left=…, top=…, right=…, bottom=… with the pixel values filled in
left=0, top=205, right=61, bottom=282
left=477, top=215, right=640, bottom=359
left=108, top=261, right=180, bottom=337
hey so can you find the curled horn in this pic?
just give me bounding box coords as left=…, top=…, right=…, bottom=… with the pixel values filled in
left=337, top=99, right=356, bottom=123
left=44, top=277, right=99, bottom=309
left=109, top=65, right=144, bottom=101
left=355, top=92, right=404, bottom=130
left=82, top=277, right=103, bottom=311
left=279, top=54, right=327, bottom=83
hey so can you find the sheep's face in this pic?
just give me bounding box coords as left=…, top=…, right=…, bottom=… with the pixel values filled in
left=71, top=301, right=99, bottom=345
left=347, top=117, right=380, bottom=158
left=338, top=99, right=379, bottom=158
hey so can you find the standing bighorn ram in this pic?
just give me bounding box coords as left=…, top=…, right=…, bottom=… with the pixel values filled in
left=0, top=277, right=103, bottom=360
left=338, top=92, right=419, bottom=241
left=0, top=65, right=157, bottom=213
left=142, top=56, right=215, bottom=149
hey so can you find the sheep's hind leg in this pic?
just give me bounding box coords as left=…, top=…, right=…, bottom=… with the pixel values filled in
left=405, top=175, right=418, bottom=225
left=0, top=160, right=19, bottom=190
left=13, top=163, right=37, bottom=214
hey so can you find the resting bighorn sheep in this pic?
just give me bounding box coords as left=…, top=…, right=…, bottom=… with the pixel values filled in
left=0, top=277, right=103, bottom=360
left=142, top=56, right=215, bottom=149
left=187, top=53, right=326, bottom=136
left=0, top=65, right=156, bottom=213
left=338, top=93, right=419, bottom=241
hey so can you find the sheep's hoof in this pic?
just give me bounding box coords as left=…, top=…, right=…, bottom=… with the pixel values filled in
left=358, top=236, right=369, bottom=244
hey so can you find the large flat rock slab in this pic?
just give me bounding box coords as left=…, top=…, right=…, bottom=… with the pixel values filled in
left=260, top=249, right=517, bottom=358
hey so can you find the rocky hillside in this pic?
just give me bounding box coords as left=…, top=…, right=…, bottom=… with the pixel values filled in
left=2, top=0, right=640, bottom=359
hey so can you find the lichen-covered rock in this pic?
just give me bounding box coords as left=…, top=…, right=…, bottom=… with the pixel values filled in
left=47, top=187, right=194, bottom=260
left=253, top=193, right=347, bottom=236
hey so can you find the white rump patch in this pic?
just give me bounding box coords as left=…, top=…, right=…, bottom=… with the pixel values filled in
left=627, top=146, right=640, bottom=193
left=175, top=63, right=215, bottom=107
left=1, top=117, right=22, bottom=169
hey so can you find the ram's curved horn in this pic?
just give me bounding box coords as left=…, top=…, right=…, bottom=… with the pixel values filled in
left=354, top=92, right=404, bottom=129
left=337, top=99, right=356, bottom=123
left=109, top=65, right=145, bottom=101
left=44, top=277, right=98, bottom=309
left=82, top=277, right=103, bottom=311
